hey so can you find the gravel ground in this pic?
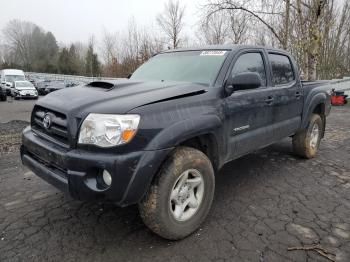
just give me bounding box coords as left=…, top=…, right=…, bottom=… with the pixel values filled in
left=0, top=121, right=28, bottom=155
left=0, top=105, right=349, bottom=262
left=0, top=98, right=36, bottom=123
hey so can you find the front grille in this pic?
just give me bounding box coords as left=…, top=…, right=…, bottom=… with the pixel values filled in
left=31, top=106, right=69, bottom=147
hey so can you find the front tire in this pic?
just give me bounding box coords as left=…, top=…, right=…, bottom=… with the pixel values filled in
left=139, top=146, right=215, bottom=240
left=293, top=114, right=323, bottom=158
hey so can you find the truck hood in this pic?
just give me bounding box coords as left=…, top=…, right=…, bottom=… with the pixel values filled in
left=36, top=79, right=208, bottom=117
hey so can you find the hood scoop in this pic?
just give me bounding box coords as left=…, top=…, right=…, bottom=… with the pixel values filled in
left=86, top=81, right=115, bottom=90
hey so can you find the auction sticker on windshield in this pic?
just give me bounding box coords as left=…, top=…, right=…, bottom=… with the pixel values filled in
left=200, top=50, right=227, bottom=56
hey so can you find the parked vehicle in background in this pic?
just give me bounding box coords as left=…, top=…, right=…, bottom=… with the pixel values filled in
left=27, top=76, right=38, bottom=89
left=36, top=80, right=81, bottom=95
left=0, top=69, right=26, bottom=95
left=44, top=81, right=79, bottom=94
left=36, top=80, right=52, bottom=95
left=11, top=81, right=38, bottom=99
left=21, top=45, right=331, bottom=240
left=0, top=84, right=7, bottom=101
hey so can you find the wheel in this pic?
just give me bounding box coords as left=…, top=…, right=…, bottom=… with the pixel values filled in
left=0, top=94, right=6, bottom=101
left=293, top=114, right=323, bottom=158
left=139, top=146, right=215, bottom=240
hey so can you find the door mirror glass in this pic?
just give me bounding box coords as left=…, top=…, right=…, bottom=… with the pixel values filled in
left=226, top=72, right=262, bottom=95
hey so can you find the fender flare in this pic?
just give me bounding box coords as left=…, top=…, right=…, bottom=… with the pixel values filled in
left=145, top=114, right=223, bottom=150
left=301, top=93, right=327, bottom=129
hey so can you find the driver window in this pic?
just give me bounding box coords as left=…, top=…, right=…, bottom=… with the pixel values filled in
left=231, top=52, right=267, bottom=86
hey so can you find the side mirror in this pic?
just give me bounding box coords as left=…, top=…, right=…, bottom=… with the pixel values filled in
left=225, top=72, right=262, bottom=95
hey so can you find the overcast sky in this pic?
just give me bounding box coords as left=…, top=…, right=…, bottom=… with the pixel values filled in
left=0, top=0, right=202, bottom=44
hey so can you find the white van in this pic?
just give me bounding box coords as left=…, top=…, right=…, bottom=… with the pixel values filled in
left=0, top=69, right=26, bottom=95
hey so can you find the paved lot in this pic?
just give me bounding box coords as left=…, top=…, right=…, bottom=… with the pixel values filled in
left=0, top=102, right=349, bottom=262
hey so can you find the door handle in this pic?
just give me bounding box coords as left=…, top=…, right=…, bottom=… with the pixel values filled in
left=265, top=96, right=274, bottom=104
left=295, top=91, right=302, bottom=99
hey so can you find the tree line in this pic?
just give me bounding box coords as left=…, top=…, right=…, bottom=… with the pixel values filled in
left=0, top=0, right=349, bottom=80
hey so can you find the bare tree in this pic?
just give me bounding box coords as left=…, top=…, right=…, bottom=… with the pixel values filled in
left=227, top=10, right=250, bottom=44
left=318, top=0, right=350, bottom=78
left=0, top=43, right=4, bottom=65
left=197, top=13, right=229, bottom=45
left=2, top=20, right=37, bottom=67
left=100, top=30, right=120, bottom=76
left=157, top=0, right=185, bottom=49
left=101, top=29, right=119, bottom=65
left=2, top=19, right=58, bottom=72
left=203, top=0, right=328, bottom=80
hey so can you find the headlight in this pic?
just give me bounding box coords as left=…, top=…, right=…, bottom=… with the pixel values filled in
left=78, top=114, right=140, bottom=147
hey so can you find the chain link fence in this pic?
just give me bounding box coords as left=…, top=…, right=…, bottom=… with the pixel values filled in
left=329, top=77, right=350, bottom=96
left=25, top=72, right=120, bottom=84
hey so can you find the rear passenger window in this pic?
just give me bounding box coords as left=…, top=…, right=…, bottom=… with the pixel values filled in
left=269, top=54, right=295, bottom=85
left=231, top=53, right=266, bottom=86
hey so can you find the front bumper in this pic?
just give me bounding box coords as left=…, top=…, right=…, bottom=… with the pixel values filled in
left=14, top=91, right=38, bottom=98
left=21, top=126, right=172, bottom=206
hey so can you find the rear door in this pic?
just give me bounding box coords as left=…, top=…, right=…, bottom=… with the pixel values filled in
left=224, top=49, right=275, bottom=161
left=267, top=52, right=303, bottom=140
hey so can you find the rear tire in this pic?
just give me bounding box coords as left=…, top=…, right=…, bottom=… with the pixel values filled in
left=0, top=94, right=6, bottom=101
left=139, top=146, right=215, bottom=240
left=293, top=114, right=323, bottom=158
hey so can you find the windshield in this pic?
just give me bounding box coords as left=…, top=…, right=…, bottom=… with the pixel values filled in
left=130, top=50, right=229, bottom=85
left=5, top=75, right=25, bottom=82
left=16, top=81, right=33, bottom=87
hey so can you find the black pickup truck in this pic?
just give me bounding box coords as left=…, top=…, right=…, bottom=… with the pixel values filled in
left=21, top=45, right=331, bottom=240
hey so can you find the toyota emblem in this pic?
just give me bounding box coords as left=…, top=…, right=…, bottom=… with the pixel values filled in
left=43, top=114, right=52, bottom=129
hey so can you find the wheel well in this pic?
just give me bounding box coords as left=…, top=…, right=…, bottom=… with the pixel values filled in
left=313, top=103, right=325, bottom=115
left=312, top=103, right=326, bottom=137
left=179, top=134, right=219, bottom=172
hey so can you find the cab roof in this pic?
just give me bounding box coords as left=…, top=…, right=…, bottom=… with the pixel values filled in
left=161, top=44, right=289, bottom=55
left=1, top=69, right=25, bottom=75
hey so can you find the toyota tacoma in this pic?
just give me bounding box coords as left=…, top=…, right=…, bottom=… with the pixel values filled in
left=21, top=45, right=331, bottom=240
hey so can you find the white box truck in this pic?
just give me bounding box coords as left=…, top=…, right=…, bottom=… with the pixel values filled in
left=0, top=69, right=26, bottom=96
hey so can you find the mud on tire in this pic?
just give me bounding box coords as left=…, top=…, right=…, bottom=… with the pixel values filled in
left=138, top=146, right=215, bottom=240
left=293, top=114, right=323, bottom=159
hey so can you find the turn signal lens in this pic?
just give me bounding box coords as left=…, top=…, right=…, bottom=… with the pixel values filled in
left=121, top=129, right=136, bottom=142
